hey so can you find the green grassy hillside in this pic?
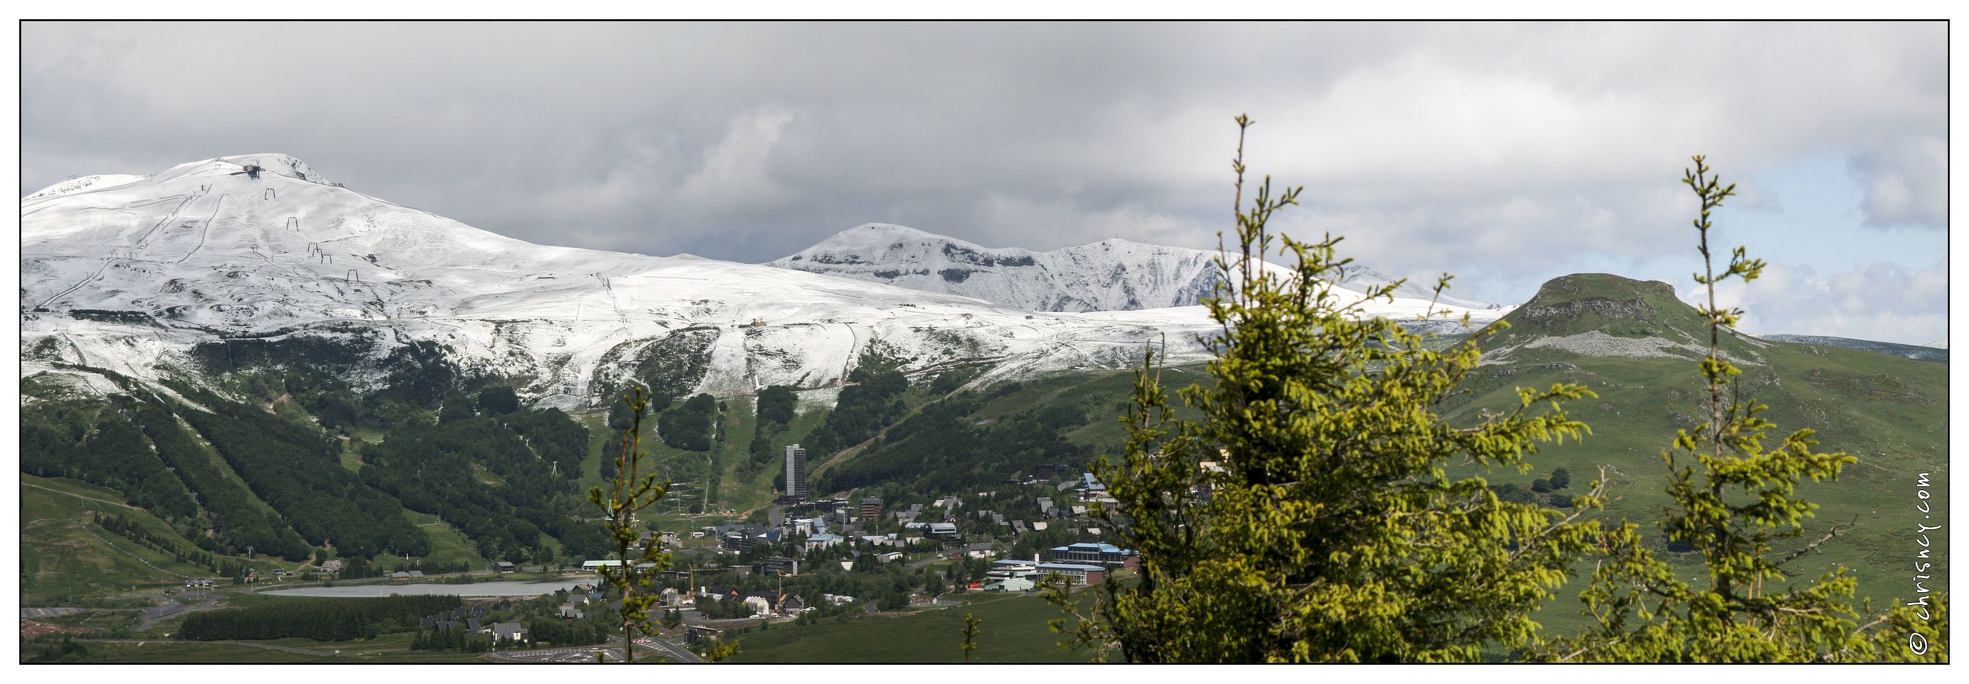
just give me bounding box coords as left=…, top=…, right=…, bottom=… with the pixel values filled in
left=1444, top=273, right=1947, bottom=606
left=21, top=474, right=211, bottom=603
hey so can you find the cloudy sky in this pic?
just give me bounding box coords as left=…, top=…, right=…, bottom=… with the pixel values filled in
left=20, top=21, right=1949, bottom=344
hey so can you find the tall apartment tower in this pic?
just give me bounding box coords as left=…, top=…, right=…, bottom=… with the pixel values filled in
left=783, top=444, right=808, bottom=502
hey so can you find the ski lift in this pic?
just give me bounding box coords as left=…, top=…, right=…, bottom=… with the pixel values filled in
left=229, top=161, right=263, bottom=180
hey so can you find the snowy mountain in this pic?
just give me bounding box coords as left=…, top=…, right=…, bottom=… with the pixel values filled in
left=21, top=155, right=1508, bottom=409
left=767, top=223, right=1504, bottom=313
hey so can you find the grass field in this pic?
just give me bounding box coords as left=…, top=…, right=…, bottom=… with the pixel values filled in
left=725, top=591, right=1100, bottom=663
left=397, top=509, right=488, bottom=569
left=20, top=474, right=212, bottom=603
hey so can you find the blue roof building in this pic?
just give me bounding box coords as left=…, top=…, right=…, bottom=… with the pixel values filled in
left=1049, top=542, right=1138, bottom=567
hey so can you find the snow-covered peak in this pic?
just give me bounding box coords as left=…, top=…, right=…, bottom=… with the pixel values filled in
left=780, top=223, right=1016, bottom=266
left=19, top=155, right=1249, bottom=407
left=769, top=224, right=1505, bottom=314
left=208, top=154, right=336, bottom=185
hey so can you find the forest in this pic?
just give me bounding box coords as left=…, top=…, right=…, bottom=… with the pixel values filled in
left=178, top=594, right=461, bottom=641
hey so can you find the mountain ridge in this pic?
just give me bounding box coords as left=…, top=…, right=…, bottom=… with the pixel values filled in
left=17, top=156, right=1228, bottom=408
left=768, top=222, right=1503, bottom=313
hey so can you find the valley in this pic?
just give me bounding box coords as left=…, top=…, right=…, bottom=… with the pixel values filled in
left=17, top=155, right=1946, bottom=664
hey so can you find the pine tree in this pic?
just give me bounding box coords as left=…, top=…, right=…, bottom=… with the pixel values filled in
left=587, top=387, right=672, bottom=663
left=1045, top=115, right=1607, bottom=662
left=1537, top=156, right=1948, bottom=663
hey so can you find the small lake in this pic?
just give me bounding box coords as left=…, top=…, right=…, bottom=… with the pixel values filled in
left=260, top=579, right=593, bottom=598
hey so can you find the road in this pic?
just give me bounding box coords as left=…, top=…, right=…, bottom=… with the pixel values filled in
left=489, top=646, right=617, bottom=663
left=634, top=636, right=701, bottom=663
left=484, top=635, right=698, bottom=664
left=134, top=594, right=222, bottom=632
left=905, top=554, right=947, bottom=571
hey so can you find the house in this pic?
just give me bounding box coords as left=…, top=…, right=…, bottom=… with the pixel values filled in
left=407, top=570, right=424, bottom=578
left=467, top=617, right=483, bottom=632
left=1036, top=563, right=1107, bottom=586
left=738, top=591, right=804, bottom=614
left=964, top=542, right=997, bottom=559
left=719, top=524, right=780, bottom=552
left=860, top=497, right=883, bottom=520
left=740, top=591, right=803, bottom=616
left=805, top=533, right=844, bottom=550
left=1036, top=497, right=1054, bottom=514
left=493, top=561, right=516, bottom=573
left=988, top=558, right=1039, bottom=580
left=661, top=587, right=681, bottom=607
left=875, top=551, right=903, bottom=564
left=1012, top=520, right=1028, bottom=534
left=491, top=622, right=527, bottom=643
left=559, top=602, right=584, bottom=619
left=1049, top=542, right=1140, bottom=568
left=751, top=556, right=800, bottom=576
left=391, top=571, right=412, bottom=581
left=983, top=577, right=1036, bottom=592
left=686, top=624, right=724, bottom=645
left=319, top=560, right=344, bottom=574
left=926, top=522, right=958, bottom=538
left=1031, top=521, right=1048, bottom=531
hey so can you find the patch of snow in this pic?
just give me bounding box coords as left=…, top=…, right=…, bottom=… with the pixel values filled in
left=23, top=174, right=147, bottom=201
left=1484, top=330, right=1761, bottom=366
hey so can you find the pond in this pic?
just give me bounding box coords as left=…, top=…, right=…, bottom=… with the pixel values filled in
left=260, top=578, right=595, bottom=598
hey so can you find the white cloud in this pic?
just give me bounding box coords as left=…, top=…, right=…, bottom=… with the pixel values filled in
left=681, top=108, right=800, bottom=199
left=18, top=22, right=1946, bottom=314
left=1849, top=136, right=1947, bottom=229
left=1697, top=261, right=1947, bottom=345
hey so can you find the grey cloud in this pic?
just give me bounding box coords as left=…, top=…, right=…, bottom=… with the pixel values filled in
left=20, top=21, right=1946, bottom=325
